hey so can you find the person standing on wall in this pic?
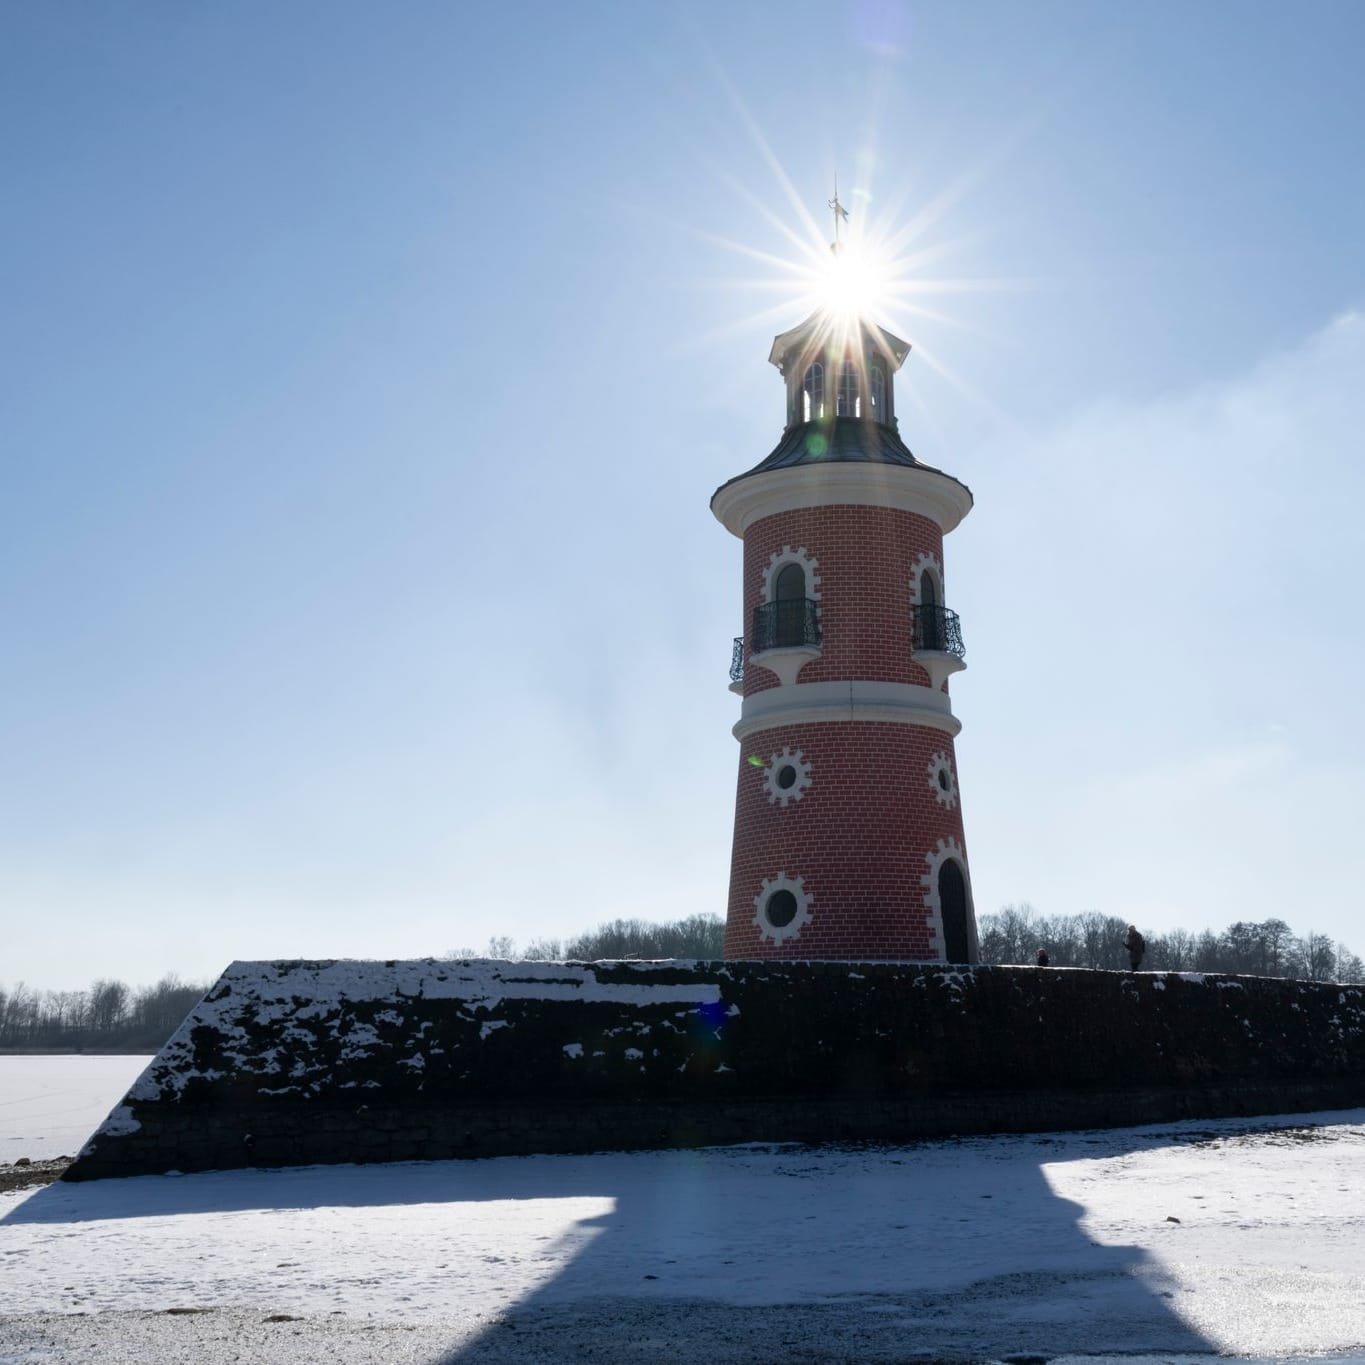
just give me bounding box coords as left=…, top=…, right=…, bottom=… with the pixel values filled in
left=1124, top=925, right=1146, bottom=971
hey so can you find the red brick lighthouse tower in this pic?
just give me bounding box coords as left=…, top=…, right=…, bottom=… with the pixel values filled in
left=713, top=235, right=978, bottom=963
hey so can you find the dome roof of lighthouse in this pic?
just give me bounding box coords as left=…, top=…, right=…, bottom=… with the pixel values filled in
left=714, top=416, right=968, bottom=490
left=744, top=415, right=921, bottom=476
left=710, top=417, right=975, bottom=534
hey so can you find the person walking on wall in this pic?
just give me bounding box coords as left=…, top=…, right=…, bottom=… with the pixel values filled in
left=1124, top=925, right=1146, bottom=971
left=1036, top=947, right=1050, bottom=967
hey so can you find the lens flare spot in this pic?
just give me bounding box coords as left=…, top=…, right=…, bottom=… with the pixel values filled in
left=815, top=240, right=892, bottom=318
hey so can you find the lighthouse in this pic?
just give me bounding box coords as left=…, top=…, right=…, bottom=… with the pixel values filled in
left=713, top=232, right=978, bottom=963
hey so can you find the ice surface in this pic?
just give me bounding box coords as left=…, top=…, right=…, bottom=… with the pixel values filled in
left=0, top=1056, right=154, bottom=1162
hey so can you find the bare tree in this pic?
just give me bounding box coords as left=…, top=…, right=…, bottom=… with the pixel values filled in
left=1194, top=930, right=1224, bottom=972
left=1161, top=928, right=1197, bottom=971
left=1336, top=947, right=1365, bottom=983
left=1259, top=918, right=1294, bottom=974
left=131, top=975, right=205, bottom=1038
left=1300, top=933, right=1337, bottom=982
left=1222, top=922, right=1262, bottom=974
left=522, top=937, right=564, bottom=961
left=88, top=979, right=130, bottom=1033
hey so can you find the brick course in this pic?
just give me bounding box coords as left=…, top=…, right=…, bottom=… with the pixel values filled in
left=725, top=721, right=968, bottom=959
left=725, top=501, right=972, bottom=960
left=740, top=504, right=945, bottom=694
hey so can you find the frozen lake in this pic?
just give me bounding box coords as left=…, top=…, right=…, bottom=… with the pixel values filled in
left=0, top=1054, right=153, bottom=1162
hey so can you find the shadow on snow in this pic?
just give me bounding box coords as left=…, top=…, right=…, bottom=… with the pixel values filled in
left=0, top=1120, right=1272, bottom=1359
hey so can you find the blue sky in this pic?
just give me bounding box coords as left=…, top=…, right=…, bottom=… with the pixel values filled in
left=3, top=2, right=1364, bottom=989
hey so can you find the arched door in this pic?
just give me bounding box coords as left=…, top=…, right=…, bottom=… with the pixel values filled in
left=938, top=860, right=971, bottom=963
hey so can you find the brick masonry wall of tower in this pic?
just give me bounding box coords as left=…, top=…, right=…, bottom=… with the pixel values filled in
left=728, top=499, right=967, bottom=960
left=67, top=959, right=1365, bottom=1180
left=741, top=504, right=945, bottom=695
left=726, top=721, right=967, bottom=959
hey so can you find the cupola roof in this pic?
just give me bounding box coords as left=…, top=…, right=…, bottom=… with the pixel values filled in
left=767, top=311, right=911, bottom=375
left=712, top=415, right=969, bottom=503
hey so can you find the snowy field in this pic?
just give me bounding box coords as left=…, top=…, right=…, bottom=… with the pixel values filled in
left=0, top=1056, right=152, bottom=1162
left=3, top=1060, right=1365, bottom=1361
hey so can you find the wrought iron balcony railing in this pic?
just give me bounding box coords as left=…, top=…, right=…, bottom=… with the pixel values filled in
left=730, top=636, right=745, bottom=683
left=752, top=597, right=821, bottom=654
left=911, top=604, right=965, bottom=659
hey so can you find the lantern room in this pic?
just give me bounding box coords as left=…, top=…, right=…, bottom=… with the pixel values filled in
left=770, top=312, right=910, bottom=428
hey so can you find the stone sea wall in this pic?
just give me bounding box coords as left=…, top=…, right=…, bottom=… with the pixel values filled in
left=66, top=958, right=1365, bottom=1179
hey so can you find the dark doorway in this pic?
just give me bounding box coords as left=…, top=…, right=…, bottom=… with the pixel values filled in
left=938, top=860, right=971, bottom=964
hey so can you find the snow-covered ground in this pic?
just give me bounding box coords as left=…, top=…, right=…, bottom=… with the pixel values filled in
left=3, top=1058, right=1365, bottom=1361
left=0, top=1056, right=152, bottom=1162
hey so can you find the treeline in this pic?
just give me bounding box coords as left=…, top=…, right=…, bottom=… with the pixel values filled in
left=447, top=913, right=727, bottom=962
left=454, top=908, right=1365, bottom=983
left=0, top=975, right=211, bottom=1053
left=9, top=909, right=1356, bottom=1054
left=978, top=906, right=1365, bottom=981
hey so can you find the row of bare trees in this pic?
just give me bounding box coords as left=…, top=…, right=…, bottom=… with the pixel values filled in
left=453, top=908, right=1364, bottom=983
left=0, top=975, right=211, bottom=1053
left=448, top=914, right=727, bottom=963
left=7, top=909, right=1356, bottom=1054
left=978, top=906, right=1365, bottom=981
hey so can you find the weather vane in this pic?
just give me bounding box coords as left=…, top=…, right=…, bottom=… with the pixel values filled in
left=828, top=178, right=849, bottom=252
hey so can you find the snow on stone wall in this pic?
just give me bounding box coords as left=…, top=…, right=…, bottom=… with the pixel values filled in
left=66, top=959, right=1365, bottom=1181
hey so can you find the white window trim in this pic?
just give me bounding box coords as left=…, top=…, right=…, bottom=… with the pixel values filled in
left=762, top=545, right=822, bottom=605
left=910, top=551, right=944, bottom=607
left=927, top=751, right=958, bottom=811
left=753, top=872, right=814, bottom=944
left=762, top=746, right=813, bottom=807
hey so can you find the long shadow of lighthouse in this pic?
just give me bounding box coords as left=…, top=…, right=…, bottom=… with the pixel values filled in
left=439, top=1127, right=1215, bottom=1362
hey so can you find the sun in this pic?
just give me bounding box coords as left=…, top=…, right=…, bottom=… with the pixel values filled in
left=694, top=180, right=942, bottom=351
left=811, top=237, right=893, bottom=319
left=690, top=143, right=1012, bottom=413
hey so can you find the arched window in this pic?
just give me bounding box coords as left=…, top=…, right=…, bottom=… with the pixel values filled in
left=773, top=562, right=807, bottom=647
left=802, top=364, right=824, bottom=422
left=869, top=364, right=885, bottom=416
left=775, top=563, right=806, bottom=600
left=917, top=569, right=945, bottom=651
left=836, top=360, right=859, bottom=417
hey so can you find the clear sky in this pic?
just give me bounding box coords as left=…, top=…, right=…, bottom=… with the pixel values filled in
left=3, top=1, right=1364, bottom=991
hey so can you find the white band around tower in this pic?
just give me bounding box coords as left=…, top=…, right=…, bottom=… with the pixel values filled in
left=711, top=462, right=974, bottom=539
left=733, top=679, right=961, bottom=741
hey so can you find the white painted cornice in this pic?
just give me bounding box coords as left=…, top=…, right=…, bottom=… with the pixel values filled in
left=711, top=462, right=974, bottom=539
left=733, top=679, right=961, bottom=741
